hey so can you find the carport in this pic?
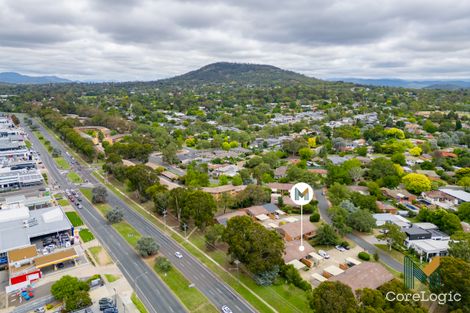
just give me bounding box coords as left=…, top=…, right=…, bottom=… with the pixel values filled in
left=286, top=259, right=306, bottom=270
left=34, top=248, right=78, bottom=271
left=323, top=265, right=344, bottom=278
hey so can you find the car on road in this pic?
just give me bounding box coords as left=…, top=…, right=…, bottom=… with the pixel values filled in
left=221, top=305, right=233, bottom=313
left=318, top=250, right=330, bottom=259
left=175, top=251, right=183, bottom=259
left=77, top=204, right=83, bottom=209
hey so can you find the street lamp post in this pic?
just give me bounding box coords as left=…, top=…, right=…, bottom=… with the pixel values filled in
left=163, top=209, right=167, bottom=230
left=183, top=223, right=188, bottom=239
left=113, top=288, right=117, bottom=309
left=234, top=260, right=240, bottom=284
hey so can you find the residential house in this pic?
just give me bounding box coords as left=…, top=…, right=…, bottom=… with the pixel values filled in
left=376, top=201, right=398, bottom=214
left=277, top=220, right=317, bottom=241
left=274, top=166, right=288, bottom=178
left=283, top=240, right=315, bottom=263
left=330, top=262, right=394, bottom=291
left=267, top=183, right=294, bottom=194
left=372, top=213, right=411, bottom=227
left=381, top=188, right=417, bottom=203
left=439, top=188, right=470, bottom=205
left=407, top=240, right=450, bottom=261
left=215, top=210, right=247, bottom=226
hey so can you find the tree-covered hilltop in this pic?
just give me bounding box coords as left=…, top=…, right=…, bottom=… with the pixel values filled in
left=158, top=62, right=324, bottom=87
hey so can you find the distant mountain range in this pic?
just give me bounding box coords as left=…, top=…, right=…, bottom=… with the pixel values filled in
left=0, top=72, right=71, bottom=84
left=333, top=78, right=470, bottom=90
left=1, top=65, right=469, bottom=90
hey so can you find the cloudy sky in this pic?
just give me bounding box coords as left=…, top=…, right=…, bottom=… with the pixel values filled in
left=1, top=0, right=470, bottom=81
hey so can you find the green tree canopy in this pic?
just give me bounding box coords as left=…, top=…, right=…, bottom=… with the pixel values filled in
left=310, top=281, right=358, bottom=313
left=223, top=216, right=284, bottom=275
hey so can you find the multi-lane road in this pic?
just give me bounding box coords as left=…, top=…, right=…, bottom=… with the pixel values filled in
left=24, top=118, right=258, bottom=313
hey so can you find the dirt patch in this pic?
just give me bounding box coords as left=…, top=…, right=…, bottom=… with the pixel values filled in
left=89, top=246, right=112, bottom=266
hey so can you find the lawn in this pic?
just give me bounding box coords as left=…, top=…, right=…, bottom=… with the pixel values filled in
left=375, top=244, right=405, bottom=263
left=154, top=265, right=219, bottom=313
left=190, top=233, right=310, bottom=313
left=131, top=293, right=148, bottom=313
left=67, top=171, right=83, bottom=184
left=58, top=198, right=70, bottom=206
left=104, top=274, right=121, bottom=283
left=54, top=157, right=70, bottom=170
left=25, top=140, right=32, bottom=148
left=79, top=229, right=95, bottom=242
left=93, top=171, right=277, bottom=313
left=65, top=211, right=84, bottom=227
left=112, top=222, right=141, bottom=247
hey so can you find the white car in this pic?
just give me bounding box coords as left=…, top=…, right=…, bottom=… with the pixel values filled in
left=335, top=245, right=346, bottom=252
left=221, top=305, right=233, bottom=313
left=318, top=250, right=330, bottom=259
left=175, top=251, right=183, bottom=259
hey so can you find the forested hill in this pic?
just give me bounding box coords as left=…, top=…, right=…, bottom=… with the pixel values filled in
left=158, top=62, right=323, bottom=87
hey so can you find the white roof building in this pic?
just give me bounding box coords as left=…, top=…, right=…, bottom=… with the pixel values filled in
left=439, top=188, right=470, bottom=203
left=408, top=239, right=450, bottom=261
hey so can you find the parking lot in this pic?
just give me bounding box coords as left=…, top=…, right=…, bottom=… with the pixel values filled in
left=298, top=244, right=366, bottom=286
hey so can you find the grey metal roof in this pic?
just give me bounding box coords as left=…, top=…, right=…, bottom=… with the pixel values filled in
left=0, top=206, right=72, bottom=253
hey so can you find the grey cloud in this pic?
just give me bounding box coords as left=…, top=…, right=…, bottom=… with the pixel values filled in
left=1, top=0, right=470, bottom=80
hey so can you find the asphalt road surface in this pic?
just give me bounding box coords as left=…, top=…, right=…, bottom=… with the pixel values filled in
left=24, top=120, right=186, bottom=313
left=314, top=188, right=403, bottom=273
left=26, top=118, right=258, bottom=313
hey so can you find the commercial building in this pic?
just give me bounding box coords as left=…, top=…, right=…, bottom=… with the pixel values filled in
left=0, top=206, right=72, bottom=254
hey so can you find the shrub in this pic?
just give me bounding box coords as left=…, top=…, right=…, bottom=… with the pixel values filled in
left=310, top=212, right=320, bottom=222
left=358, top=252, right=370, bottom=261
left=281, top=264, right=312, bottom=291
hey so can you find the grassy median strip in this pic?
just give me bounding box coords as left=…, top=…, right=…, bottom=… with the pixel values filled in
left=54, top=156, right=71, bottom=170
left=67, top=171, right=83, bottom=183
left=153, top=264, right=219, bottom=313
left=93, top=172, right=277, bottom=313
left=66, top=211, right=84, bottom=227
left=131, top=293, right=149, bottom=313
left=112, top=222, right=141, bottom=247
left=80, top=187, right=112, bottom=215
left=35, top=125, right=276, bottom=313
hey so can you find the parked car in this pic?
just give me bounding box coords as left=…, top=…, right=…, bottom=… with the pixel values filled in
left=77, top=204, right=83, bottom=209
left=335, top=245, right=346, bottom=252
left=318, top=250, right=330, bottom=259
left=100, top=303, right=114, bottom=311
left=99, top=298, right=113, bottom=305
left=175, top=251, right=183, bottom=259
left=34, top=308, right=45, bottom=313
left=221, top=305, right=233, bottom=313
left=103, top=309, right=118, bottom=313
